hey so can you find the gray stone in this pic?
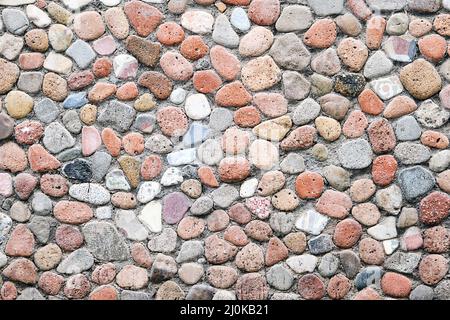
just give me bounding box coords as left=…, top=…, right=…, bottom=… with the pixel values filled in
left=82, top=221, right=130, bottom=261
left=105, top=169, right=131, bottom=191
left=397, top=207, right=419, bottom=228
left=167, top=148, right=197, bottom=166
left=65, top=39, right=96, bottom=69
left=286, top=254, right=317, bottom=273
left=43, top=122, right=76, bottom=154
left=148, top=228, right=177, bottom=253
left=370, top=75, right=404, bottom=100
left=145, top=134, right=173, bottom=154
left=161, top=167, right=184, bottom=186
left=269, top=212, right=294, bottom=235
left=275, top=5, right=313, bottom=32
left=338, top=139, right=373, bottom=169
left=95, top=206, right=112, bottom=220
left=429, top=150, right=450, bottom=172
left=311, top=48, right=341, bottom=76
left=410, top=285, right=434, bottom=300
left=293, top=98, right=321, bottom=125
left=212, top=184, right=239, bottom=208
left=318, top=253, right=339, bottom=277
left=311, top=73, right=334, bottom=97
left=308, top=234, right=334, bottom=255
left=62, top=110, right=82, bottom=134
left=88, top=151, right=112, bottom=182
left=283, top=71, right=310, bottom=100
left=2, top=8, right=29, bottom=35
left=149, top=253, right=178, bottom=283
left=69, top=183, right=110, bottom=205
left=212, top=14, right=239, bottom=48
left=435, top=280, right=450, bottom=300
left=375, top=185, right=402, bottom=214
left=169, top=87, right=187, bottom=104
left=367, top=0, right=407, bottom=10
left=176, top=240, right=204, bottom=263
left=137, top=181, right=161, bottom=204
left=190, top=196, right=214, bottom=215
left=98, top=100, right=136, bottom=132
left=368, top=217, right=398, bottom=240
left=57, top=248, right=94, bottom=274
left=269, top=33, right=310, bottom=71
left=57, top=147, right=82, bottom=162
left=407, top=0, right=442, bottom=12
left=267, top=264, right=294, bottom=290
left=323, top=165, right=351, bottom=191
left=0, top=251, right=7, bottom=268
left=415, top=100, right=450, bottom=129
left=364, top=51, right=393, bottom=79
left=384, top=251, right=421, bottom=273
left=209, top=108, right=233, bottom=132
left=280, top=153, right=305, bottom=174
left=28, top=216, right=52, bottom=244
left=394, top=142, right=431, bottom=165
left=197, top=139, right=223, bottom=166
left=307, top=0, right=344, bottom=15
left=9, top=201, right=31, bottom=222
left=17, top=288, right=44, bottom=300
left=354, top=266, right=383, bottom=290
left=0, top=212, right=12, bottom=243
left=386, top=13, right=409, bottom=35
left=398, top=166, right=435, bottom=201
left=230, top=7, right=250, bottom=32
left=0, top=113, right=14, bottom=140
left=339, top=250, right=361, bottom=279
left=114, top=210, right=148, bottom=241
left=271, top=293, right=301, bottom=300
left=295, top=209, right=329, bottom=235
left=183, top=122, right=210, bottom=147
left=121, top=290, right=152, bottom=300
left=17, top=72, right=43, bottom=94
left=394, top=116, right=421, bottom=141
left=31, top=192, right=52, bottom=215
left=439, top=59, right=450, bottom=82
left=0, top=33, right=24, bottom=60
left=186, top=284, right=216, bottom=300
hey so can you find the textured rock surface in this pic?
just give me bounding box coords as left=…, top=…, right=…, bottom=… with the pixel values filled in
left=0, top=0, right=448, bottom=301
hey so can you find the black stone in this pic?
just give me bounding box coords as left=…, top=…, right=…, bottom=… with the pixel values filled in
left=63, top=159, right=93, bottom=182
left=334, top=73, right=366, bottom=97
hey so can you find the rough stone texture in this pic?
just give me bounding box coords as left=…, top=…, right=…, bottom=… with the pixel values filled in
left=0, top=0, right=448, bottom=302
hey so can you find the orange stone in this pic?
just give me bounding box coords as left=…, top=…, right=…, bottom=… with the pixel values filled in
left=421, top=131, right=449, bottom=149
left=193, top=70, right=223, bottom=93
left=381, top=272, right=411, bottom=298
left=124, top=0, right=163, bottom=37
left=28, top=144, right=61, bottom=172
left=102, top=128, right=122, bottom=157
left=333, top=219, right=362, bottom=248
left=316, top=190, right=352, bottom=219
left=295, top=171, right=324, bottom=199
left=116, top=82, right=139, bottom=101
left=180, top=36, right=209, bottom=61
left=304, top=19, right=337, bottom=49
left=234, top=106, right=261, bottom=128
left=156, top=22, right=185, bottom=46
left=215, top=81, right=252, bottom=107
left=418, top=34, right=447, bottom=63
left=198, top=166, right=219, bottom=188
left=88, top=82, right=117, bottom=103
left=89, top=285, right=118, bottom=300
left=358, top=89, right=384, bottom=115
left=210, top=45, right=241, bottom=81
left=93, top=57, right=112, bottom=78
left=218, top=157, right=251, bottom=183
left=366, top=16, right=386, bottom=50
left=383, top=95, right=417, bottom=119
left=122, top=132, right=145, bottom=155
left=372, top=155, right=398, bottom=186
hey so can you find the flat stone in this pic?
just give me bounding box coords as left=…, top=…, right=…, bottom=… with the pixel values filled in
left=384, top=251, right=421, bottom=273
left=368, top=217, right=398, bottom=241
left=65, top=39, right=96, bottom=69
left=69, top=183, right=110, bottom=206
left=394, top=142, right=431, bottom=165
left=56, top=248, right=94, bottom=275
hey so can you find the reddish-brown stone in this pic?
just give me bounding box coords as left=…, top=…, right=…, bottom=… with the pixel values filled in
left=180, top=36, right=209, bottom=61
left=304, top=19, right=337, bottom=48
left=218, top=157, right=250, bottom=183
left=381, top=272, right=411, bottom=298
left=193, top=70, right=222, bottom=94
left=138, top=71, right=173, bottom=100
left=358, top=89, right=384, bottom=115
left=316, top=190, right=352, bottom=219
left=54, top=201, right=94, bottom=225
left=298, top=274, right=325, bottom=300
left=372, top=155, right=398, bottom=186
left=234, top=106, right=261, bottom=128
left=124, top=1, right=163, bottom=37
left=333, top=219, right=362, bottom=248
left=327, top=274, right=351, bottom=300
left=367, top=119, right=396, bottom=154
left=420, top=191, right=450, bottom=225
left=198, top=166, right=219, bottom=188
left=215, top=81, right=252, bottom=107
left=210, top=45, right=241, bottom=81
left=295, top=171, right=324, bottom=199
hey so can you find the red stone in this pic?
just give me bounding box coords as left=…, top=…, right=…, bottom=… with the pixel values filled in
left=210, top=45, right=241, bottom=81
left=156, top=22, right=185, bottom=46
left=234, top=106, right=261, bottom=128
left=180, top=36, right=209, bottom=61
left=298, top=274, right=325, bottom=300
left=333, top=219, right=362, bottom=248
left=14, top=120, right=44, bottom=145
left=304, top=19, right=337, bottom=48
left=93, top=57, right=112, bottom=78
left=215, top=81, right=252, bottom=107
left=218, top=157, right=251, bottom=183
left=38, top=271, right=64, bottom=295
left=228, top=203, right=252, bottom=224
left=366, top=16, right=386, bottom=49
left=40, top=174, right=68, bottom=197
left=89, top=285, right=118, bottom=300
left=55, top=225, right=84, bottom=252
left=138, top=71, right=173, bottom=100
left=265, top=237, right=288, bottom=266
left=124, top=1, right=163, bottom=37
left=0, top=142, right=28, bottom=173
left=198, top=166, right=219, bottom=188
left=316, top=190, right=352, bottom=219
left=193, top=70, right=222, bottom=93
left=156, top=106, right=188, bottom=137
left=248, top=0, right=280, bottom=26
left=295, top=171, right=324, bottom=199
left=67, top=70, right=95, bottom=91
left=5, top=224, right=35, bottom=257
left=122, top=132, right=145, bottom=155
left=367, top=119, right=396, bottom=154
left=54, top=201, right=94, bottom=225
left=102, top=128, right=122, bottom=157
left=1, top=281, right=17, bottom=300
left=2, top=258, right=38, bottom=284
left=18, top=53, right=45, bottom=70
left=381, top=272, right=411, bottom=298
left=116, top=82, right=139, bottom=101
left=358, top=89, right=384, bottom=115
left=372, top=155, right=398, bottom=186
left=327, top=274, right=351, bottom=300
left=420, top=191, right=450, bottom=225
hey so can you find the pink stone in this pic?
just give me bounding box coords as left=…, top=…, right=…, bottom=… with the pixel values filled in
left=440, top=85, right=450, bottom=110
left=160, top=51, right=193, bottom=81
left=163, top=192, right=191, bottom=224
left=82, top=126, right=101, bottom=156
left=92, top=35, right=117, bottom=56
left=245, top=197, right=271, bottom=219
left=0, top=173, right=13, bottom=197
left=14, top=173, right=37, bottom=200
